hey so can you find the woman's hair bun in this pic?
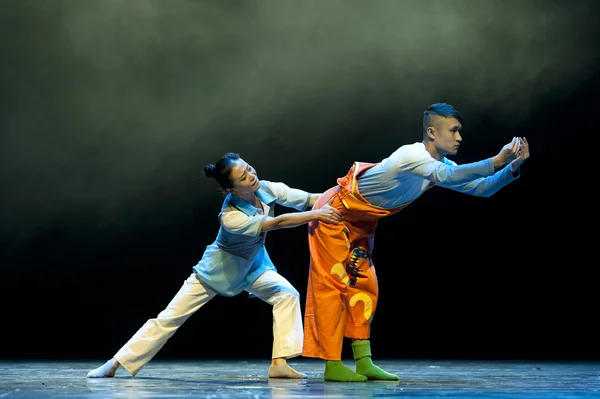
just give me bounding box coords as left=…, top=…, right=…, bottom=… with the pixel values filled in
left=204, top=164, right=215, bottom=178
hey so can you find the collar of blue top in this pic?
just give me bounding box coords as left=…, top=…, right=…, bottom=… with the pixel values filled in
left=226, top=188, right=276, bottom=216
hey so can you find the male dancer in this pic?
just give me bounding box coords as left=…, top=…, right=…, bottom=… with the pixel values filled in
left=302, top=103, right=530, bottom=382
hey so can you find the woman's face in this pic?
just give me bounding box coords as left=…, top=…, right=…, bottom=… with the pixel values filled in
left=228, top=159, right=260, bottom=195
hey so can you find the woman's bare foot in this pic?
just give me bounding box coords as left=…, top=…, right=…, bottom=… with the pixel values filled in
left=87, top=358, right=120, bottom=378
left=268, top=358, right=307, bottom=379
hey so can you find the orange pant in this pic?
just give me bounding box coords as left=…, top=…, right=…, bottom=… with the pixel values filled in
left=302, top=162, right=409, bottom=360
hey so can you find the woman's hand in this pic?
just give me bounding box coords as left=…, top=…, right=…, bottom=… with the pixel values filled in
left=314, top=204, right=342, bottom=224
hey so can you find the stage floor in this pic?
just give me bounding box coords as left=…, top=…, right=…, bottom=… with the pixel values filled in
left=1, top=359, right=599, bottom=398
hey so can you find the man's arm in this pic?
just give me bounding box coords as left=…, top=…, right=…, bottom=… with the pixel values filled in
left=398, top=148, right=495, bottom=184
left=436, top=164, right=517, bottom=197
left=437, top=138, right=529, bottom=197
left=398, top=138, right=522, bottom=184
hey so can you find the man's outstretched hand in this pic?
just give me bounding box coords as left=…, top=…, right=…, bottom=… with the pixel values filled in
left=493, top=137, right=521, bottom=168
left=510, top=137, right=529, bottom=173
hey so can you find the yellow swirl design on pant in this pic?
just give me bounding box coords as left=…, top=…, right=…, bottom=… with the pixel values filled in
left=330, top=263, right=349, bottom=288
left=349, top=293, right=373, bottom=321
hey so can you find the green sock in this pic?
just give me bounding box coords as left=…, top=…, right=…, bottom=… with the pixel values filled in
left=352, top=340, right=399, bottom=381
left=324, top=360, right=368, bottom=382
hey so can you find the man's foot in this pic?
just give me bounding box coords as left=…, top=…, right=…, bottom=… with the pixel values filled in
left=87, top=358, right=120, bottom=378
left=324, top=360, right=367, bottom=382
left=352, top=339, right=399, bottom=381
left=268, top=363, right=307, bottom=379
left=355, top=356, right=399, bottom=381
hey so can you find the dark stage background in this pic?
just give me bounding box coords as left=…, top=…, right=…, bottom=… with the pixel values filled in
left=1, top=0, right=599, bottom=362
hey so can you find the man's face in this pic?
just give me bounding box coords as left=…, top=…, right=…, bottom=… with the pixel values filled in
left=430, top=116, right=463, bottom=157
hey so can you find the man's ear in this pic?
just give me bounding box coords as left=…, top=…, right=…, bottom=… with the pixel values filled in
left=426, top=126, right=436, bottom=141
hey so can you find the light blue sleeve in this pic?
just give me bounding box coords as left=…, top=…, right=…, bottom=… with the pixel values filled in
left=261, top=181, right=311, bottom=211
left=437, top=164, right=519, bottom=197
left=220, top=210, right=267, bottom=237
left=396, top=145, right=495, bottom=184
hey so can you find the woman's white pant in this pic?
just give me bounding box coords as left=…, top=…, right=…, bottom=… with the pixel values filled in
left=114, top=271, right=303, bottom=376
